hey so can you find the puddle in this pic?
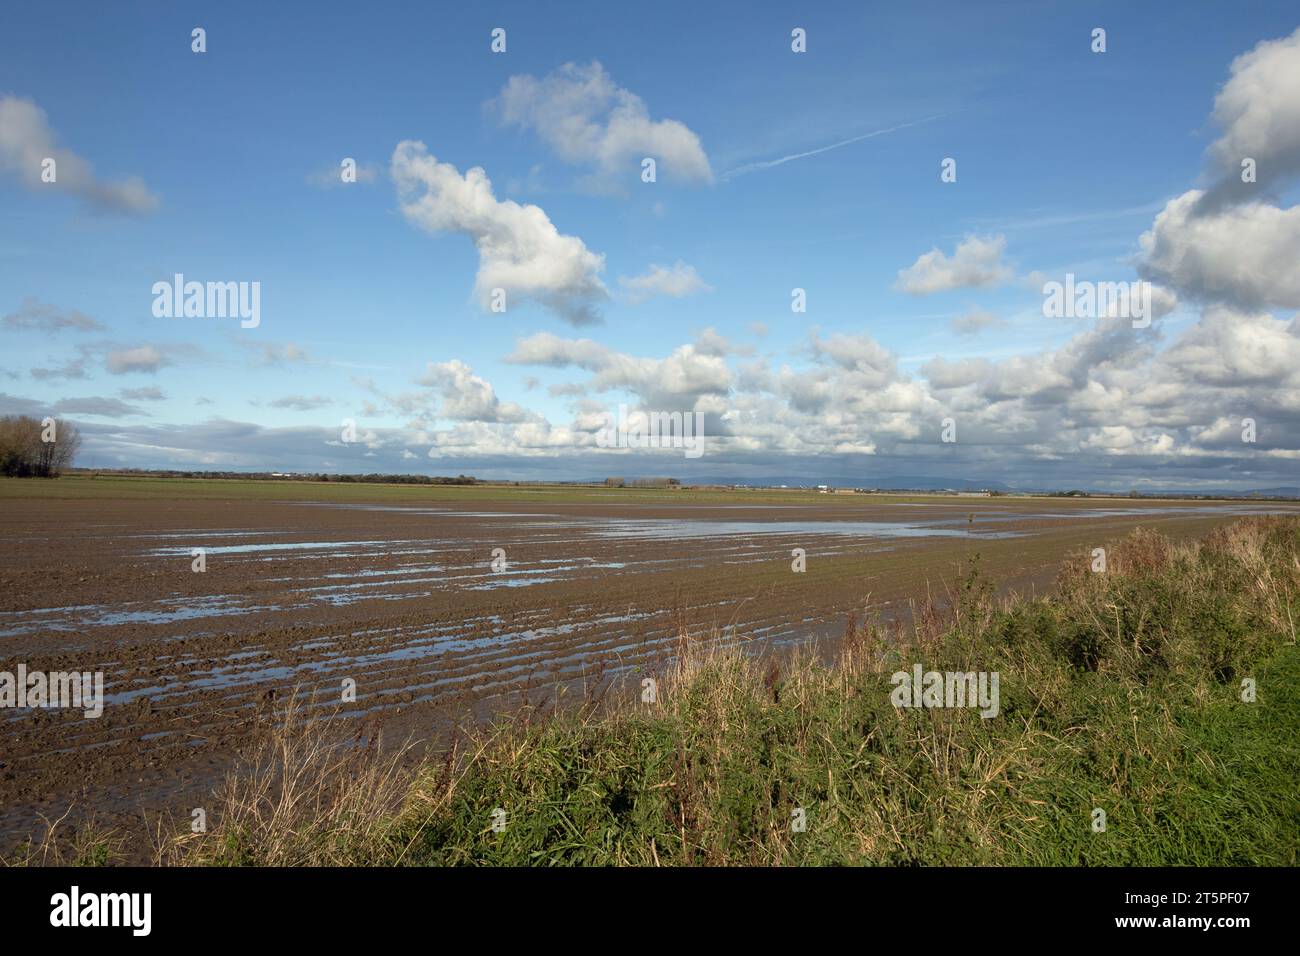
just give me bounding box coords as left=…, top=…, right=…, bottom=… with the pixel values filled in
left=0, top=596, right=277, bottom=636
left=294, top=503, right=558, bottom=519
left=577, top=518, right=1023, bottom=540
left=147, top=539, right=406, bottom=556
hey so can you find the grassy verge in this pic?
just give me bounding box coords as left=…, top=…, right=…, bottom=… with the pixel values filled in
left=21, top=516, right=1300, bottom=866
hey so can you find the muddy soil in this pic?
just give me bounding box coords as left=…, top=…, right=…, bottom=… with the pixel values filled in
left=1, top=491, right=1292, bottom=858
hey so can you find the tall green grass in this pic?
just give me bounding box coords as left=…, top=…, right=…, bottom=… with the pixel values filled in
left=151, top=517, right=1300, bottom=865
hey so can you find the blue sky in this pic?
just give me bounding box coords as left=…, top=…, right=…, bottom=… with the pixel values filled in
left=3, top=1, right=1299, bottom=490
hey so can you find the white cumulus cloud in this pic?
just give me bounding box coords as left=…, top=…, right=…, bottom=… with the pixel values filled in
left=1139, top=190, right=1300, bottom=310
left=0, top=95, right=159, bottom=215
left=895, top=234, right=1012, bottom=295
left=1200, top=26, right=1300, bottom=209
left=418, top=359, right=528, bottom=423
left=391, top=140, right=608, bottom=325
left=618, top=261, right=712, bottom=303
left=496, top=61, right=712, bottom=189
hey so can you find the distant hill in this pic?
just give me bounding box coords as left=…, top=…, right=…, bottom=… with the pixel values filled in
left=859, top=475, right=1013, bottom=492
left=614, top=474, right=1014, bottom=492
left=592, top=475, right=1300, bottom=498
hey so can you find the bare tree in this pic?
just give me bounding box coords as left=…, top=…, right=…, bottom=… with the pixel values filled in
left=0, top=415, right=81, bottom=477
left=53, top=418, right=81, bottom=474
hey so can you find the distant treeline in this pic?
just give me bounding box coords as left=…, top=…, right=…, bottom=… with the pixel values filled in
left=313, top=473, right=479, bottom=485
left=603, top=477, right=681, bottom=488
left=78, top=468, right=479, bottom=485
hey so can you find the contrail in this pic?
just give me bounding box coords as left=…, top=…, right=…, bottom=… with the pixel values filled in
left=721, top=115, right=944, bottom=181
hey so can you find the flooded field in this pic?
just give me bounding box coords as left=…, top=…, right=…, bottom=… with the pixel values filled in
left=2, top=480, right=1296, bottom=850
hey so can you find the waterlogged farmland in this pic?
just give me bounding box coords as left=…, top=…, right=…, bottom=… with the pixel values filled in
left=1, top=478, right=1296, bottom=847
